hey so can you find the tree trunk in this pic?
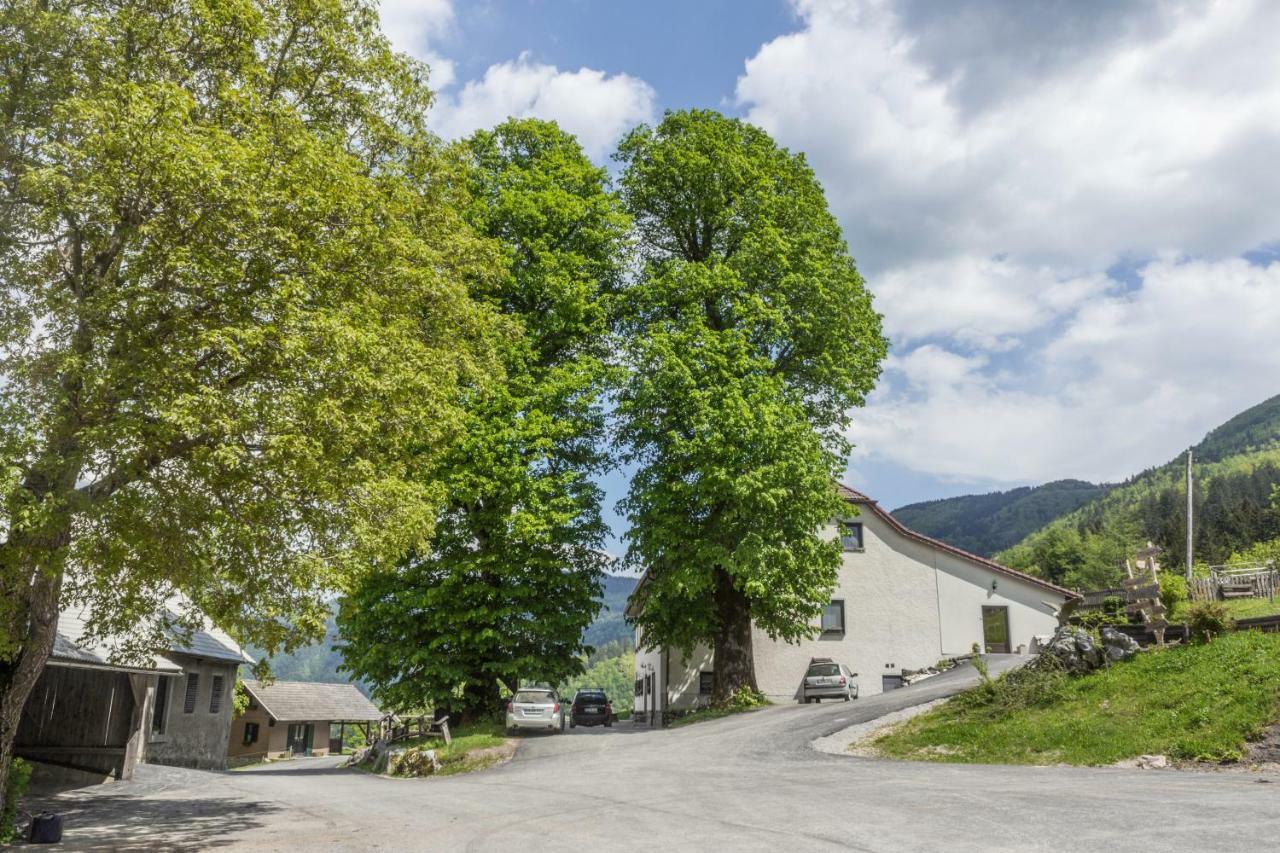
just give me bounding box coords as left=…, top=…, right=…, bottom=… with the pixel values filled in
left=711, top=567, right=757, bottom=704
left=0, top=558, right=64, bottom=816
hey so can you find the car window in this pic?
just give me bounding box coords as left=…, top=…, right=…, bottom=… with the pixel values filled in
left=513, top=691, right=553, bottom=704
left=807, top=663, right=841, bottom=677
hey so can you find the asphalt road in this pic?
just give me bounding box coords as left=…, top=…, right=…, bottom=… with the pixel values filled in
left=23, top=656, right=1280, bottom=852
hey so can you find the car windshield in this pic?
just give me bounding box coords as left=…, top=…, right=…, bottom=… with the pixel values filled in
left=807, top=664, right=841, bottom=677
left=514, top=691, right=554, bottom=704
left=576, top=692, right=606, bottom=701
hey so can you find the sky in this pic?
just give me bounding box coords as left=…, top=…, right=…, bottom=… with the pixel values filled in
left=378, top=0, right=1280, bottom=553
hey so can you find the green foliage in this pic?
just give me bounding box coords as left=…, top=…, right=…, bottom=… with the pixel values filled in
left=558, top=649, right=636, bottom=716
left=875, top=631, right=1280, bottom=765
left=957, top=656, right=1069, bottom=714
left=337, top=119, right=627, bottom=720
left=1186, top=601, right=1235, bottom=642
left=233, top=680, right=250, bottom=718
left=999, top=395, right=1280, bottom=589
left=893, top=480, right=1111, bottom=558
left=1159, top=573, right=1189, bottom=615
left=0, top=0, right=495, bottom=668
left=614, top=110, right=886, bottom=697
left=1, top=758, right=31, bottom=843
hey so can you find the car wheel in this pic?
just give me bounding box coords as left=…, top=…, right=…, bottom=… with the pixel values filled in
left=844, top=691, right=851, bottom=702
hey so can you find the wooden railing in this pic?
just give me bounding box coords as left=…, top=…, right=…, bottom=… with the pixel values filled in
left=380, top=713, right=452, bottom=745
left=1188, top=563, right=1277, bottom=603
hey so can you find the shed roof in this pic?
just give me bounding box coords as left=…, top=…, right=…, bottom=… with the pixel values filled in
left=242, top=680, right=382, bottom=723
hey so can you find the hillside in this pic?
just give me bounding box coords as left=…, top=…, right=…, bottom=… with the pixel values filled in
left=892, top=479, right=1111, bottom=557
left=996, top=393, right=1280, bottom=589
left=250, top=574, right=639, bottom=691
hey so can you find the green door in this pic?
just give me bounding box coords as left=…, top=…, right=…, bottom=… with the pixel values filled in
left=982, top=606, right=1010, bottom=654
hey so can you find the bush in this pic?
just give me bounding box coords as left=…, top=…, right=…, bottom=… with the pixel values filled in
left=954, top=655, right=1069, bottom=715
left=1159, top=573, right=1189, bottom=616
left=721, top=686, right=768, bottom=710
left=1187, top=601, right=1234, bottom=642
left=1, top=757, right=32, bottom=843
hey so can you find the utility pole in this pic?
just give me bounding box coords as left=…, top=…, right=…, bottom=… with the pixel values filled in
left=1185, top=449, right=1194, bottom=581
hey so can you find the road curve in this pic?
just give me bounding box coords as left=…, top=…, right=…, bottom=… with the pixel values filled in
left=26, top=657, right=1280, bottom=852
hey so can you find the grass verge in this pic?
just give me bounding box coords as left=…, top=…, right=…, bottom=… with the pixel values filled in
left=872, top=631, right=1280, bottom=765
left=669, top=688, right=770, bottom=728
left=1172, top=597, right=1280, bottom=621
left=389, top=721, right=513, bottom=777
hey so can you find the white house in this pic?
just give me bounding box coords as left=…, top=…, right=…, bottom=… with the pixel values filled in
left=628, top=484, right=1075, bottom=721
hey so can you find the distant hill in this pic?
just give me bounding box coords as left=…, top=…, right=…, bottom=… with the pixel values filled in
left=996, top=394, right=1280, bottom=589
left=892, top=479, right=1112, bottom=557
left=250, top=573, right=640, bottom=690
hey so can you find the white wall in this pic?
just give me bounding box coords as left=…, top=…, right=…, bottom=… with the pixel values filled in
left=636, top=502, right=1070, bottom=706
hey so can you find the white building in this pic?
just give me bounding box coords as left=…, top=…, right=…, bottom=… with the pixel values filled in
left=628, top=484, right=1075, bottom=721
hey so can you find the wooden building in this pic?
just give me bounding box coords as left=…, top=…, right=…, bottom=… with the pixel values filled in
left=229, top=680, right=382, bottom=763
left=15, top=606, right=253, bottom=789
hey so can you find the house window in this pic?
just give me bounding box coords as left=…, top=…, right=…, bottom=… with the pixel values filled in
left=634, top=678, right=643, bottom=696
left=209, top=674, right=225, bottom=714
left=698, top=671, right=714, bottom=695
left=821, top=600, right=845, bottom=635
left=840, top=521, right=864, bottom=551
left=183, top=672, right=200, bottom=714
left=151, top=677, right=171, bottom=735
left=243, top=722, right=260, bottom=745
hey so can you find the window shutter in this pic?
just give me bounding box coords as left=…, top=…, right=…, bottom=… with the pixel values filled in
left=183, top=673, right=200, bottom=714
left=209, top=674, right=225, bottom=714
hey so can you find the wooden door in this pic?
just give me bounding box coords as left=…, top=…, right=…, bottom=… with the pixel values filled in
left=982, top=606, right=1010, bottom=654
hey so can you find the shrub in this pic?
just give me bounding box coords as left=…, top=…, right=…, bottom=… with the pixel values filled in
left=952, top=655, right=1069, bottom=716
left=1159, top=573, right=1189, bottom=616
left=1, top=757, right=32, bottom=843
left=1187, top=601, right=1234, bottom=642
left=721, top=686, right=768, bottom=710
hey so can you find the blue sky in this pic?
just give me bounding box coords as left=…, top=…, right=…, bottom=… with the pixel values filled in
left=379, top=0, right=1280, bottom=555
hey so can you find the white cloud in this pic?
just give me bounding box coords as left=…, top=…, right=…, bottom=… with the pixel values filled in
left=734, top=1, right=1280, bottom=489
left=876, top=256, right=1111, bottom=350
left=737, top=0, right=1280, bottom=273
left=429, top=54, right=656, bottom=159
left=378, top=0, right=456, bottom=87
left=853, top=258, right=1280, bottom=484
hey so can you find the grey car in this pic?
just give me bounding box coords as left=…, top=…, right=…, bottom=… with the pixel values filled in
left=505, top=688, right=566, bottom=733
left=802, top=660, right=858, bottom=703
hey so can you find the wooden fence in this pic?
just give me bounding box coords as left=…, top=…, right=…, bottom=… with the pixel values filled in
left=1187, top=564, right=1277, bottom=603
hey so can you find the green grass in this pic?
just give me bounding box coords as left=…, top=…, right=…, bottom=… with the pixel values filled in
left=390, top=721, right=511, bottom=776
left=873, top=631, right=1280, bottom=765
left=1171, top=597, right=1280, bottom=621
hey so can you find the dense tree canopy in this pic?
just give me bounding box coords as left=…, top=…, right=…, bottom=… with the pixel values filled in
left=337, top=119, right=629, bottom=720
left=614, top=110, right=886, bottom=700
left=0, top=0, right=493, bottom=803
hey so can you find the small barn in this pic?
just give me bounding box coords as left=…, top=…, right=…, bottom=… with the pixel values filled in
left=229, top=680, right=382, bottom=763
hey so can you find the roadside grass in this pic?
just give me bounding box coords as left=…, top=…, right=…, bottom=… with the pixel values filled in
left=1171, top=597, right=1280, bottom=621
left=872, top=631, right=1280, bottom=766
left=669, top=688, right=770, bottom=728
left=390, top=721, right=512, bottom=777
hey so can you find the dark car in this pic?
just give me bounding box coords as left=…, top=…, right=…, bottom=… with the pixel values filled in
left=569, top=689, right=613, bottom=728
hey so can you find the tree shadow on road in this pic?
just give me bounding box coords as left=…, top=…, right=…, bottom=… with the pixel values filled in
left=17, top=792, right=283, bottom=851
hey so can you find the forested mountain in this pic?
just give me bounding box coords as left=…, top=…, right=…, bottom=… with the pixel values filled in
left=996, top=394, right=1280, bottom=589
left=892, top=480, right=1112, bottom=557
left=250, top=574, right=640, bottom=694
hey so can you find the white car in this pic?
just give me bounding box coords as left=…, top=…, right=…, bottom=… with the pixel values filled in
left=505, top=688, right=565, bottom=733
left=802, top=659, right=858, bottom=703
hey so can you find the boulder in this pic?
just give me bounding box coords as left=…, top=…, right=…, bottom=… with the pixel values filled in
left=1100, top=626, right=1140, bottom=663
left=387, top=747, right=441, bottom=777
left=1042, top=626, right=1137, bottom=674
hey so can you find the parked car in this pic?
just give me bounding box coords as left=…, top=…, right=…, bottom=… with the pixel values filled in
left=506, top=688, right=565, bottom=733
left=569, top=688, right=613, bottom=728
left=801, top=659, right=858, bottom=703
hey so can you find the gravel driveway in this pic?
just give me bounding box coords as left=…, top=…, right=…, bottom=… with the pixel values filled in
left=20, top=657, right=1280, bottom=852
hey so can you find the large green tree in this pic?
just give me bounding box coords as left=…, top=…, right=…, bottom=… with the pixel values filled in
left=0, top=0, right=493, bottom=803
left=337, top=119, right=628, bottom=721
left=615, top=110, right=886, bottom=701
